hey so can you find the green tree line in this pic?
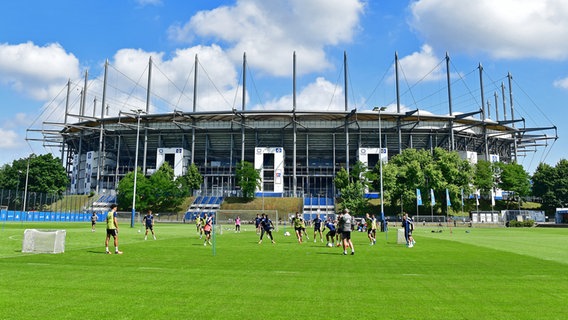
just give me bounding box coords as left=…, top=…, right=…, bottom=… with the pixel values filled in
left=1, top=151, right=567, bottom=217
left=117, top=162, right=202, bottom=213
left=335, top=148, right=533, bottom=216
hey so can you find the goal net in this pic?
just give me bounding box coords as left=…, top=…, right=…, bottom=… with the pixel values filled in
left=215, top=210, right=279, bottom=233
left=22, top=229, right=66, bottom=254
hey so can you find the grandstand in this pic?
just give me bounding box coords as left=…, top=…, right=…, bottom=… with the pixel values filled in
left=27, top=52, right=557, bottom=210
left=185, top=196, right=223, bottom=221
left=89, top=194, right=117, bottom=212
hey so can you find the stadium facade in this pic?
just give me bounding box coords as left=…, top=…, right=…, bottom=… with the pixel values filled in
left=29, top=53, right=557, bottom=199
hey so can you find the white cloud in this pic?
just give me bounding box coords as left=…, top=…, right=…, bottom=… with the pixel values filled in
left=135, top=0, right=162, bottom=7
left=168, top=0, right=365, bottom=76
left=0, top=42, right=81, bottom=100
left=410, top=0, right=568, bottom=60
left=35, top=45, right=243, bottom=122
left=2, top=113, right=30, bottom=130
left=105, top=45, right=241, bottom=113
left=553, top=77, right=568, bottom=89
left=395, top=44, right=446, bottom=83
left=0, top=128, right=19, bottom=148
left=258, top=77, right=345, bottom=111
left=94, top=46, right=360, bottom=115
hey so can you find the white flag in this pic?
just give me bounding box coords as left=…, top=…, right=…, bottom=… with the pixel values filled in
left=475, top=189, right=480, bottom=206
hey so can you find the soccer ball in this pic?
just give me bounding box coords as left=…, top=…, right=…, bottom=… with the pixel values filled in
left=284, top=231, right=290, bottom=236
left=137, top=229, right=141, bottom=233
left=327, top=243, right=333, bottom=247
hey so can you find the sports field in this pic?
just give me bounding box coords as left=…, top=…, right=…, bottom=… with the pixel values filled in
left=0, top=221, right=566, bottom=319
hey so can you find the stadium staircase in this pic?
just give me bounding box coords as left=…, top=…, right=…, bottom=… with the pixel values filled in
left=184, top=196, right=223, bottom=221
left=89, top=194, right=117, bottom=212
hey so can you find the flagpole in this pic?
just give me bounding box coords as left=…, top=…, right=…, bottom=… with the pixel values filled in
left=416, top=189, right=419, bottom=220
left=491, top=188, right=495, bottom=213
left=447, top=189, right=452, bottom=234
left=373, top=106, right=387, bottom=240
left=476, top=190, right=479, bottom=218
left=461, top=189, right=464, bottom=215
left=430, top=189, right=434, bottom=224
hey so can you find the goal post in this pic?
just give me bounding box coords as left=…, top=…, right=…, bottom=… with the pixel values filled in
left=214, top=209, right=279, bottom=233
left=22, top=229, right=66, bottom=254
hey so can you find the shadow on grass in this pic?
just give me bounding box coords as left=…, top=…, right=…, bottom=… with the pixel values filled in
left=87, top=250, right=109, bottom=254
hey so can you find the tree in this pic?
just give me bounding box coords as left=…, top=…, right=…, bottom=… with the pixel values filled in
left=116, top=167, right=150, bottom=212
left=339, top=180, right=369, bottom=215
left=117, top=162, right=201, bottom=213
left=176, top=163, right=203, bottom=196
left=497, top=162, right=530, bottom=208
left=235, top=161, right=261, bottom=199
left=551, top=160, right=568, bottom=208
left=431, top=148, right=474, bottom=211
left=0, top=154, right=69, bottom=195
left=333, top=167, right=350, bottom=191
left=379, top=149, right=429, bottom=214
left=147, top=162, right=186, bottom=212
left=375, top=148, right=474, bottom=215
left=531, top=162, right=555, bottom=200
left=532, top=160, right=568, bottom=213
left=474, top=160, right=495, bottom=196
left=334, top=162, right=371, bottom=215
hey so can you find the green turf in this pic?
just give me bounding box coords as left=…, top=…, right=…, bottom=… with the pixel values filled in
left=0, top=222, right=566, bottom=319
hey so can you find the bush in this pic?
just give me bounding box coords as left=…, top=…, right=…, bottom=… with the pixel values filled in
left=507, top=220, right=534, bottom=227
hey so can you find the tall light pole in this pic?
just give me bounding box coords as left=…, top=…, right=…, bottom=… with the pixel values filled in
left=131, top=109, right=143, bottom=228
left=22, top=156, right=32, bottom=212
left=16, top=170, right=22, bottom=210
left=373, top=107, right=387, bottom=231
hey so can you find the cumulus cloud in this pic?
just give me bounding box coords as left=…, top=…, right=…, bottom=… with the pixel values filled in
left=258, top=77, right=345, bottom=111
left=104, top=45, right=241, bottom=113
left=71, top=45, right=354, bottom=116
left=168, top=0, right=365, bottom=76
left=38, top=43, right=353, bottom=122
left=40, top=44, right=243, bottom=119
left=410, top=0, right=568, bottom=60
left=0, top=42, right=81, bottom=100
left=0, top=128, right=19, bottom=148
left=1, top=113, right=30, bottom=131
left=394, top=44, right=446, bottom=83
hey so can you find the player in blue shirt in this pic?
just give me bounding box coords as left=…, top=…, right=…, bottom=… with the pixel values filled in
left=142, top=210, right=156, bottom=240
left=254, top=214, right=262, bottom=235
left=322, top=217, right=337, bottom=247
left=258, top=213, right=275, bottom=244
left=403, top=213, right=415, bottom=248
left=312, top=214, right=323, bottom=243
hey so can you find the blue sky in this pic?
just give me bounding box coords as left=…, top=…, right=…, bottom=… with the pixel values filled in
left=0, top=0, right=566, bottom=174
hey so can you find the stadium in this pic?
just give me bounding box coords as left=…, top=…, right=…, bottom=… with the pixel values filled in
left=28, top=52, right=557, bottom=211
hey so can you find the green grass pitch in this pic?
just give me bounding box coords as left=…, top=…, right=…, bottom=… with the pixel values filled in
left=0, top=222, right=567, bottom=319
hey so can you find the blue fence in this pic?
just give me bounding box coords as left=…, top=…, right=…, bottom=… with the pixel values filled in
left=0, top=210, right=95, bottom=222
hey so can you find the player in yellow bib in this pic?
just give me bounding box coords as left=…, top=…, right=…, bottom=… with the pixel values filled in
left=105, top=204, right=122, bottom=254
left=292, top=212, right=304, bottom=244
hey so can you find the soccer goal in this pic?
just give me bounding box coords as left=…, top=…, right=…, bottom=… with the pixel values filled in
left=215, top=210, right=279, bottom=233
left=22, top=229, right=66, bottom=254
